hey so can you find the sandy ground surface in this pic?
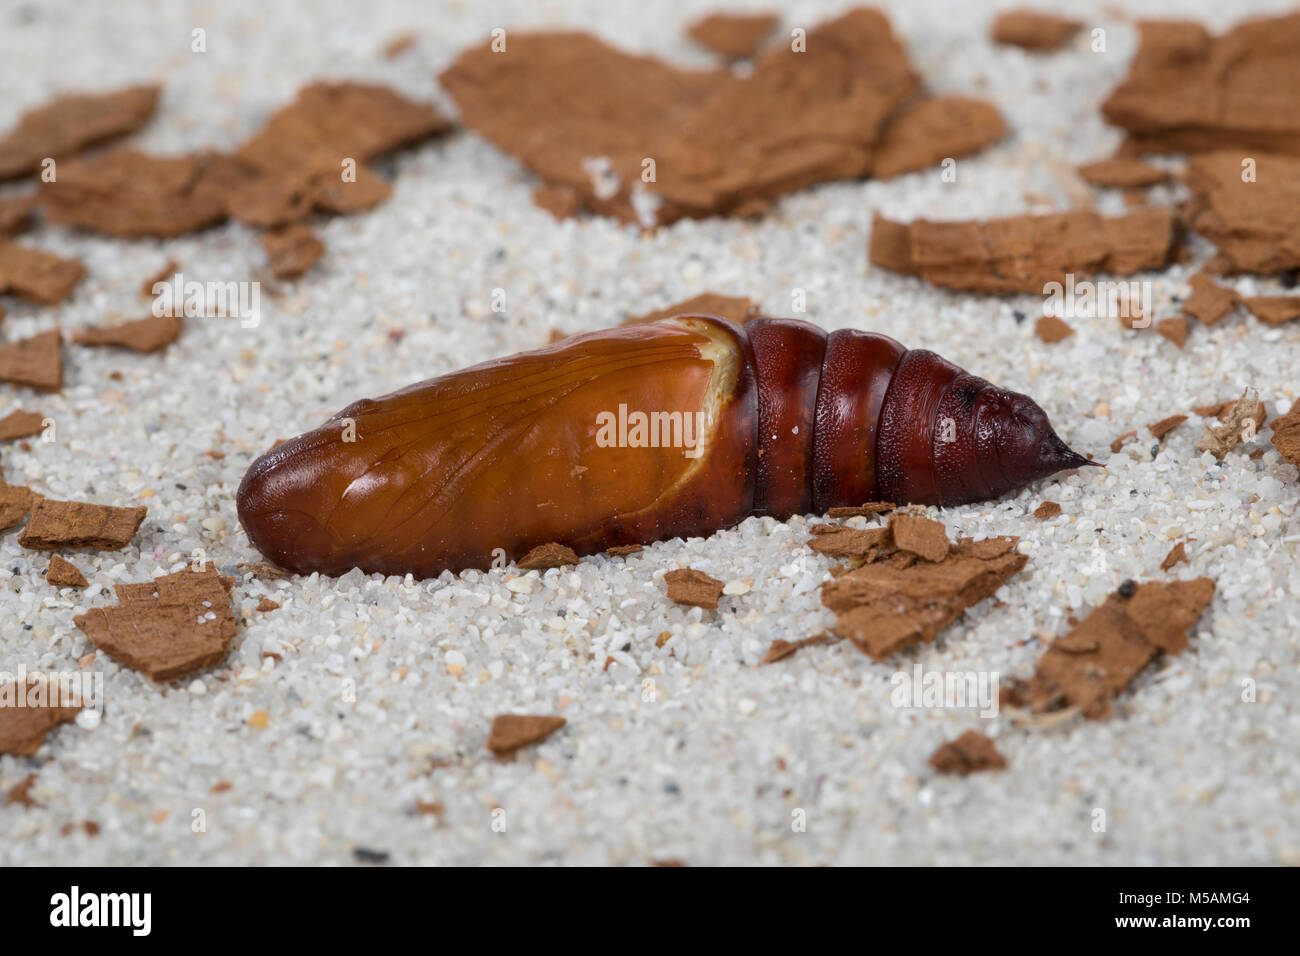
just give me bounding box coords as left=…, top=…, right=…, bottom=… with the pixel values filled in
left=2, top=0, right=1299, bottom=865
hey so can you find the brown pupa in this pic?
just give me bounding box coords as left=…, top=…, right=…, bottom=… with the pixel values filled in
left=237, top=316, right=1092, bottom=577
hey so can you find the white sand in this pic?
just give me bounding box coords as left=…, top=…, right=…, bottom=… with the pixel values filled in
left=2, top=0, right=1298, bottom=865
